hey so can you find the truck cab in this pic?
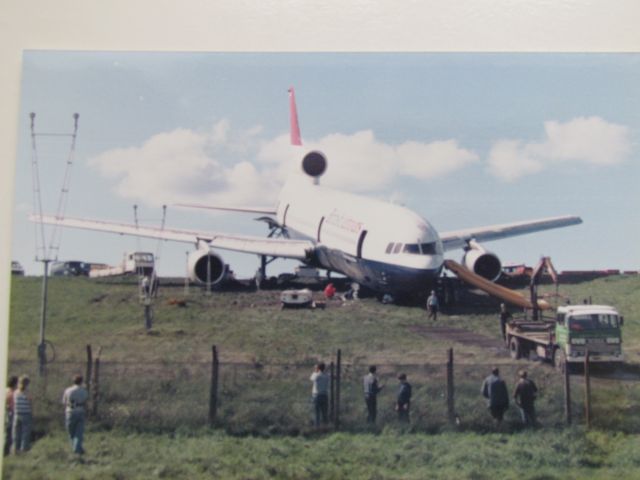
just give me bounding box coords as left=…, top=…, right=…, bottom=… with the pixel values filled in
left=554, top=305, right=623, bottom=366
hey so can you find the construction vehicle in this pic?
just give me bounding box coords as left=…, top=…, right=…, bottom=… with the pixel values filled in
left=505, top=257, right=624, bottom=370
left=506, top=304, right=624, bottom=370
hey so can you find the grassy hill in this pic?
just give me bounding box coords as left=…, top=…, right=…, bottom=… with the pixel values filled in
left=3, top=274, right=640, bottom=479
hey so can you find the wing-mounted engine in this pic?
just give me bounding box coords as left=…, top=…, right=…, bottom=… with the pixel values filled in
left=187, top=248, right=227, bottom=285
left=301, top=150, right=327, bottom=183
left=461, top=240, right=502, bottom=282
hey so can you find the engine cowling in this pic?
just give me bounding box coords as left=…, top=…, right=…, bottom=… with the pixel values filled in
left=461, top=241, right=502, bottom=282
left=301, top=150, right=327, bottom=178
left=187, top=249, right=226, bottom=285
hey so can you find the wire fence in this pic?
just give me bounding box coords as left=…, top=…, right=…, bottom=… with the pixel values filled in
left=8, top=349, right=640, bottom=437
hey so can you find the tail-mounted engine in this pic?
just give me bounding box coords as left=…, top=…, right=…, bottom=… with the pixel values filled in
left=301, top=151, right=327, bottom=178
left=462, top=240, right=502, bottom=282
left=187, top=248, right=226, bottom=285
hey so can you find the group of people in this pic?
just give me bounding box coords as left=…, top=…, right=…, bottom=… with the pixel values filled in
left=481, top=367, right=538, bottom=427
left=4, top=374, right=89, bottom=456
left=309, top=363, right=538, bottom=428
left=309, top=363, right=413, bottom=426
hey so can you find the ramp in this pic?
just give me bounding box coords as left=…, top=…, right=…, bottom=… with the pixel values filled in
left=444, top=259, right=551, bottom=310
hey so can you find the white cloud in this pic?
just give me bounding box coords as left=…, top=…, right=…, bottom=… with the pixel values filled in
left=90, top=121, right=480, bottom=207
left=488, top=116, right=631, bottom=181
left=89, top=121, right=281, bottom=207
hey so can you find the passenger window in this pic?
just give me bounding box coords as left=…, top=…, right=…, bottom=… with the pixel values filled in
left=385, top=243, right=394, bottom=254
left=393, top=243, right=403, bottom=254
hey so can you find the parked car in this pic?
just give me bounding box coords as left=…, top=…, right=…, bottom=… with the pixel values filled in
left=51, top=260, right=91, bottom=276
left=11, top=261, right=24, bottom=276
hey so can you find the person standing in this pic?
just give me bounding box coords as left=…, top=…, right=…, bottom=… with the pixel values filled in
left=481, top=367, right=509, bottom=425
left=513, top=370, right=538, bottom=427
left=426, top=291, right=439, bottom=320
left=62, top=375, right=89, bottom=454
left=310, top=363, right=330, bottom=427
left=363, top=366, right=384, bottom=424
left=4, top=376, right=18, bottom=456
left=395, top=373, right=412, bottom=422
left=12, top=376, right=33, bottom=453
left=499, top=304, right=512, bottom=342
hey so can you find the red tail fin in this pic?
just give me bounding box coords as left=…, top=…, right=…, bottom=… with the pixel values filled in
left=288, top=87, right=302, bottom=146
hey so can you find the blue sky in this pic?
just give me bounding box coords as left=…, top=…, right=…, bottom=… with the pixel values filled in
left=11, top=52, right=640, bottom=278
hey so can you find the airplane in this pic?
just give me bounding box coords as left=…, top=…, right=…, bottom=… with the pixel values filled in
left=32, top=87, right=582, bottom=300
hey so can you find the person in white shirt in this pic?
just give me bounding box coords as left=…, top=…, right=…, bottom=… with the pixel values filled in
left=62, top=375, right=89, bottom=454
left=309, top=363, right=329, bottom=427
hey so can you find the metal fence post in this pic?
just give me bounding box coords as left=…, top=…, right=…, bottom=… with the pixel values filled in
left=564, top=360, right=572, bottom=425
left=92, top=357, right=100, bottom=417
left=86, top=344, right=93, bottom=414
left=209, top=345, right=219, bottom=427
left=584, top=350, right=591, bottom=428
left=335, top=349, right=341, bottom=430
left=330, top=361, right=335, bottom=421
left=447, top=348, right=455, bottom=424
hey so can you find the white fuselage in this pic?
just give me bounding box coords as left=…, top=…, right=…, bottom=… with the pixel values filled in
left=275, top=176, right=444, bottom=295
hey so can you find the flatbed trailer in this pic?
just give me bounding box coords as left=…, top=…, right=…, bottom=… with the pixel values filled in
left=506, top=318, right=556, bottom=363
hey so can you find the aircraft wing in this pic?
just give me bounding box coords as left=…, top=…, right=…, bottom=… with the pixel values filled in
left=174, top=203, right=277, bottom=215
left=440, top=215, right=582, bottom=251
left=30, top=214, right=313, bottom=259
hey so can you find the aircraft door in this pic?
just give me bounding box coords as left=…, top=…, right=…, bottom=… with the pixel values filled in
left=357, top=230, right=368, bottom=259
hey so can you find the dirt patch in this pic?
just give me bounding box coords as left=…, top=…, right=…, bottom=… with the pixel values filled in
left=408, top=325, right=509, bottom=357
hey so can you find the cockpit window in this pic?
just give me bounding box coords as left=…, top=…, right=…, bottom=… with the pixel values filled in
left=421, top=242, right=437, bottom=254
left=403, top=244, right=420, bottom=254
left=402, top=242, right=437, bottom=255
left=385, top=243, right=394, bottom=254
left=393, top=243, right=403, bottom=254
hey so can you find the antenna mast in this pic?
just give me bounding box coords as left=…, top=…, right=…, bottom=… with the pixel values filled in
left=29, top=112, right=80, bottom=375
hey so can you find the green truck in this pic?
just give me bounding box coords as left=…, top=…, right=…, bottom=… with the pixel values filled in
left=506, top=304, right=624, bottom=371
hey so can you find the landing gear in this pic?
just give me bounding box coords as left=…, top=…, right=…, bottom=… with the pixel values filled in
left=380, top=293, right=395, bottom=304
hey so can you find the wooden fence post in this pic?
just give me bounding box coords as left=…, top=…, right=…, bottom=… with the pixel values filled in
left=92, top=357, right=100, bottom=417
left=85, top=345, right=93, bottom=414
left=584, top=350, right=591, bottom=428
left=446, top=348, right=455, bottom=424
left=564, top=360, right=572, bottom=425
left=329, top=361, right=335, bottom=421
left=209, top=345, right=219, bottom=427
left=335, top=349, right=341, bottom=430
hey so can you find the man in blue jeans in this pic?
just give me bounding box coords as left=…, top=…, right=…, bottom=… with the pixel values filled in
left=309, top=363, right=329, bottom=427
left=62, top=375, right=89, bottom=454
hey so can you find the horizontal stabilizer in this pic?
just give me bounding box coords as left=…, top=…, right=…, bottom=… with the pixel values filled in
left=174, top=203, right=277, bottom=215
left=440, top=215, right=582, bottom=251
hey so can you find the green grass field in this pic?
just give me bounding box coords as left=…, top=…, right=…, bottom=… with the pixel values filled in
left=3, top=274, right=640, bottom=478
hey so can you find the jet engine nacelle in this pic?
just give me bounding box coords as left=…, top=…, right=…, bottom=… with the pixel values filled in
left=301, top=150, right=327, bottom=178
left=187, top=249, right=226, bottom=285
left=461, top=240, right=502, bottom=282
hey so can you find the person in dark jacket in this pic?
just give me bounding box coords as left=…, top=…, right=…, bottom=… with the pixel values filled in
left=363, top=366, right=384, bottom=423
left=499, top=304, right=512, bottom=342
left=481, top=367, right=509, bottom=424
left=513, top=370, right=538, bottom=427
left=395, top=373, right=412, bottom=422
